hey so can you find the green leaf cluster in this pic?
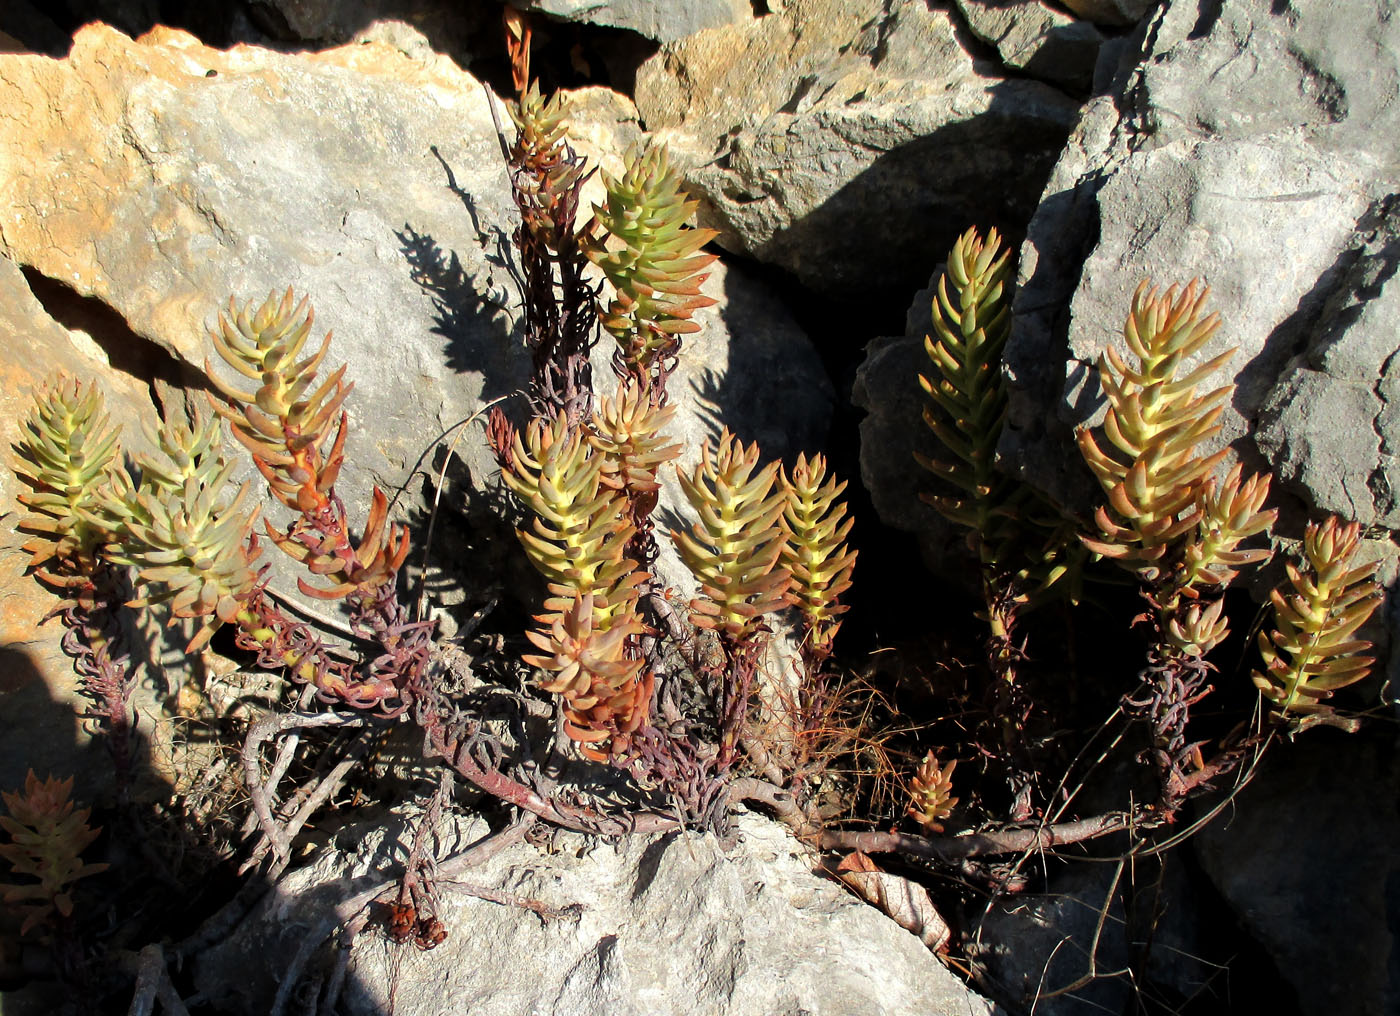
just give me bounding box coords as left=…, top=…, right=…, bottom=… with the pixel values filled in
left=1254, top=517, right=1383, bottom=719
left=1077, top=281, right=1276, bottom=656
left=13, top=376, right=122, bottom=580
left=672, top=430, right=792, bottom=640
left=585, top=144, right=718, bottom=378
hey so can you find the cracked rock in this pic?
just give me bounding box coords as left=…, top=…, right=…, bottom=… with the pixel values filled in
left=634, top=0, right=1081, bottom=296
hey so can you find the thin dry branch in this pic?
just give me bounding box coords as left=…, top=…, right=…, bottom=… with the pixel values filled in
left=819, top=811, right=1135, bottom=862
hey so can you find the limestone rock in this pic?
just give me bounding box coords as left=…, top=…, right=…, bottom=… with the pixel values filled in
left=635, top=0, right=1081, bottom=296
left=195, top=810, right=996, bottom=1015
left=1000, top=0, right=1400, bottom=546
left=517, top=0, right=753, bottom=42
left=953, top=0, right=1104, bottom=95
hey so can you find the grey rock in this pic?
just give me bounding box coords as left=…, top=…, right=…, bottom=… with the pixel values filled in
left=953, top=0, right=1105, bottom=95
left=518, top=0, right=753, bottom=42
left=1002, top=0, right=1400, bottom=545
left=1257, top=209, right=1400, bottom=529
left=636, top=0, right=1082, bottom=296
left=1193, top=731, right=1400, bottom=1016
left=195, top=810, right=996, bottom=1015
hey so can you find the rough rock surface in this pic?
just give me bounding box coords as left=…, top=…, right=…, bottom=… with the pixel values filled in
left=634, top=0, right=1082, bottom=296
left=195, top=810, right=995, bottom=1015
left=1193, top=731, right=1400, bottom=1016
left=1002, top=0, right=1400, bottom=542
left=518, top=0, right=752, bottom=42
left=953, top=0, right=1104, bottom=95
left=0, top=24, right=831, bottom=619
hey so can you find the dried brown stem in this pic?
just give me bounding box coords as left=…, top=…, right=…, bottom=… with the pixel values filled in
left=819, top=811, right=1135, bottom=862
left=729, top=777, right=821, bottom=842
left=240, top=711, right=370, bottom=873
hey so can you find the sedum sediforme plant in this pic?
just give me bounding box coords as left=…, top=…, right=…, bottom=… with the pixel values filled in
left=917, top=228, right=1079, bottom=683
left=503, top=407, right=645, bottom=628
left=523, top=594, right=652, bottom=760
left=906, top=751, right=958, bottom=834
left=672, top=430, right=794, bottom=768
left=585, top=142, right=718, bottom=392
left=13, top=376, right=124, bottom=585
left=0, top=771, right=107, bottom=937
left=1254, top=516, right=1383, bottom=725
left=1076, top=281, right=1277, bottom=652
left=503, top=13, right=598, bottom=425
left=95, top=397, right=261, bottom=652
left=503, top=404, right=657, bottom=758
left=780, top=452, right=857, bottom=667
left=916, top=226, right=1082, bottom=819
left=673, top=430, right=792, bottom=642
left=1076, top=280, right=1277, bottom=809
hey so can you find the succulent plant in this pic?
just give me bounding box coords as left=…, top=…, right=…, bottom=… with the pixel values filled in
left=12, top=375, right=123, bottom=580
left=523, top=594, right=653, bottom=760
left=1077, top=280, right=1275, bottom=656
left=1253, top=517, right=1383, bottom=719
left=0, top=771, right=107, bottom=935
left=779, top=452, right=856, bottom=653
left=672, top=430, right=792, bottom=640
left=907, top=751, right=958, bottom=834
left=1179, top=463, right=1276, bottom=592
left=501, top=31, right=599, bottom=426
left=508, top=83, right=580, bottom=240
left=503, top=408, right=645, bottom=628
left=918, top=228, right=1083, bottom=602
left=91, top=399, right=261, bottom=651
left=589, top=380, right=682, bottom=501
left=206, top=289, right=409, bottom=600
left=917, top=227, right=1016, bottom=551
left=205, top=288, right=352, bottom=516
left=585, top=143, right=718, bottom=382
left=1077, top=281, right=1237, bottom=579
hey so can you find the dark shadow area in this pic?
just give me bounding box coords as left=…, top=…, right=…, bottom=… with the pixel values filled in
left=19, top=268, right=211, bottom=409
left=0, top=628, right=277, bottom=1015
